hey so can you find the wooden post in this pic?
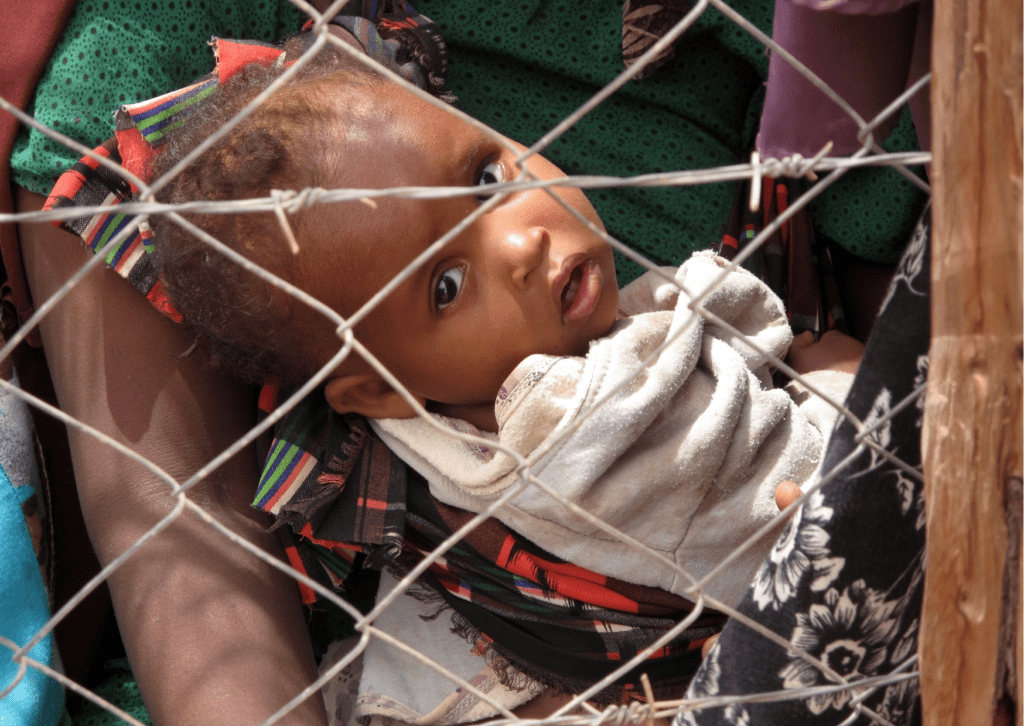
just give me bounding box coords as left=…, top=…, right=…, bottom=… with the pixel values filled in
left=922, top=0, right=1023, bottom=722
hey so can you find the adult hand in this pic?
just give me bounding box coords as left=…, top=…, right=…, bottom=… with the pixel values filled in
left=774, top=479, right=802, bottom=512
left=786, top=330, right=865, bottom=376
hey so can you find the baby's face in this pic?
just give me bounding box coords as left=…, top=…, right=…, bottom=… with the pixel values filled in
left=309, top=80, right=619, bottom=408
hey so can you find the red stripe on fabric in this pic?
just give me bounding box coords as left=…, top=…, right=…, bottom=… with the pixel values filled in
left=495, top=535, right=516, bottom=569
left=379, top=17, right=419, bottom=30
left=546, top=571, right=639, bottom=613
left=82, top=214, right=110, bottom=247
left=146, top=280, right=184, bottom=322
left=284, top=545, right=317, bottom=604
left=776, top=182, right=790, bottom=245
left=111, top=237, right=142, bottom=272
left=297, top=522, right=363, bottom=553
left=356, top=497, right=388, bottom=510
left=43, top=169, right=87, bottom=214
left=529, top=554, right=608, bottom=585
left=504, top=549, right=638, bottom=613
left=264, top=451, right=312, bottom=511
left=115, top=125, right=156, bottom=181
left=77, top=144, right=110, bottom=171
left=776, top=181, right=788, bottom=213
left=216, top=39, right=285, bottom=82
left=721, top=234, right=739, bottom=250
left=258, top=382, right=279, bottom=413
left=761, top=177, right=774, bottom=227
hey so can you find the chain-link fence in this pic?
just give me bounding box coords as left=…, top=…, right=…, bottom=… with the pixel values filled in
left=0, top=0, right=1017, bottom=724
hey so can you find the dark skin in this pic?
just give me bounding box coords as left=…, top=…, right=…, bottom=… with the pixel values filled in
left=786, top=329, right=865, bottom=377
left=17, top=188, right=328, bottom=726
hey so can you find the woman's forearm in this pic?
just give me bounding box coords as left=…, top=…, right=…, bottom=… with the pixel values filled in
left=17, top=187, right=328, bottom=725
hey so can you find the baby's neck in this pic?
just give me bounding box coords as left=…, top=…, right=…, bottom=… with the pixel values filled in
left=427, top=400, right=499, bottom=433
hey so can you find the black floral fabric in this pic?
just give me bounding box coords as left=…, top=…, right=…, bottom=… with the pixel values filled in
left=677, top=207, right=931, bottom=726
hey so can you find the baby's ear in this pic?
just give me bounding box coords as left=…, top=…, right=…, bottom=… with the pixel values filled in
left=324, top=374, right=423, bottom=420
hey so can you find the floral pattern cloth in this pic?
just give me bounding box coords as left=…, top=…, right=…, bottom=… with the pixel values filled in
left=676, top=207, right=931, bottom=726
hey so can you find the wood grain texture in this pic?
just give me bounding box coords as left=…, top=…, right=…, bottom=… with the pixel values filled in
left=922, top=0, right=1023, bottom=721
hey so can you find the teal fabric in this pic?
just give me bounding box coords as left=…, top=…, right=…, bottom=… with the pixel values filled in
left=0, top=461, right=64, bottom=725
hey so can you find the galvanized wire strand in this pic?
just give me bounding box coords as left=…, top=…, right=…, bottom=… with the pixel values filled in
left=178, top=498, right=365, bottom=621
left=258, top=631, right=373, bottom=726
left=355, top=473, right=535, bottom=622
left=513, top=170, right=866, bottom=436
left=549, top=597, right=712, bottom=716
left=0, top=94, right=150, bottom=194
left=339, top=191, right=509, bottom=332
left=511, top=445, right=870, bottom=699
left=140, top=31, right=328, bottom=202
left=0, top=150, right=933, bottom=229
left=13, top=498, right=187, bottom=662
left=684, top=443, right=867, bottom=599
left=317, top=18, right=524, bottom=161
left=156, top=212, right=363, bottom=497
left=835, top=656, right=921, bottom=726
left=0, top=215, right=143, bottom=361
left=0, top=639, right=28, bottom=703
left=858, top=73, right=934, bottom=195
left=336, top=348, right=869, bottom=707
left=663, top=670, right=920, bottom=721
left=707, top=0, right=869, bottom=136
left=0, top=637, right=149, bottom=726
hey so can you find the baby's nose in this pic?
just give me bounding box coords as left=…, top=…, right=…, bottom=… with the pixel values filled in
left=499, top=226, right=548, bottom=290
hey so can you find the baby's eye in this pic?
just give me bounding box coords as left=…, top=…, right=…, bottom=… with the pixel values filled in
left=433, top=266, right=465, bottom=311
left=476, top=160, right=505, bottom=200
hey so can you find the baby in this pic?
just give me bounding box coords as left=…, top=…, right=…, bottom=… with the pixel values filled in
left=153, top=42, right=860, bottom=609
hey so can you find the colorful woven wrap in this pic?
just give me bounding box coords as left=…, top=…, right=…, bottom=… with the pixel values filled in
left=254, top=392, right=725, bottom=700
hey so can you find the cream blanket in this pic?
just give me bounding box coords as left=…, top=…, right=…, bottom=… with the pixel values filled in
left=373, top=252, right=852, bottom=607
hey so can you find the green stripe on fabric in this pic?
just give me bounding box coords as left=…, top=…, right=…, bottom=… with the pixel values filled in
left=253, top=439, right=301, bottom=503
left=134, top=85, right=217, bottom=132
left=310, top=543, right=352, bottom=577
left=103, top=235, right=130, bottom=264
left=141, top=118, right=187, bottom=144
left=93, top=213, right=127, bottom=253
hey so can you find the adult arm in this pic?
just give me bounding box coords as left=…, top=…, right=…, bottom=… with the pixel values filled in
left=17, top=187, right=328, bottom=726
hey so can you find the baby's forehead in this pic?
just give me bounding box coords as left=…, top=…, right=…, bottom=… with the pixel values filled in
left=297, top=202, right=414, bottom=316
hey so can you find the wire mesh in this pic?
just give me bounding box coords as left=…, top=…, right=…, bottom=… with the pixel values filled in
left=0, top=1, right=934, bottom=724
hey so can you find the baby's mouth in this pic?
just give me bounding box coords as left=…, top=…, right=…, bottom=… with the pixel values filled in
left=560, top=258, right=601, bottom=321
left=561, top=264, right=584, bottom=314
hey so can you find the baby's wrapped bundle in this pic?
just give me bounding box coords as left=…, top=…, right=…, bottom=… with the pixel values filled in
left=375, top=252, right=853, bottom=608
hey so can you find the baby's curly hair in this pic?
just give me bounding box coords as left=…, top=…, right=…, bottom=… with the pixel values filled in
left=151, top=40, right=390, bottom=387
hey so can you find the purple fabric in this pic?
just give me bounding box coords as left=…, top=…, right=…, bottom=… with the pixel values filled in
left=757, top=0, right=931, bottom=159
left=784, top=0, right=919, bottom=15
